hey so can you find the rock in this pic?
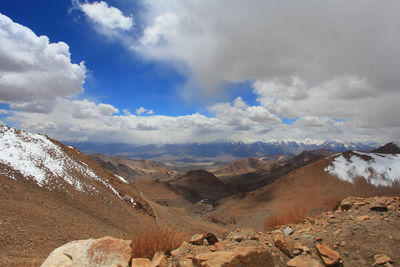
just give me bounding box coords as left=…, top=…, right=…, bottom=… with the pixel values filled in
left=151, top=251, right=168, bottom=267
left=356, top=215, right=370, bottom=221
left=354, top=201, right=367, bottom=208
left=315, top=244, right=341, bottom=266
left=210, top=242, right=224, bottom=252
left=333, top=229, right=342, bottom=236
left=370, top=199, right=389, bottom=212
left=231, top=235, right=244, bottom=242
left=374, top=254, right=392, bottom=265
left=40, top=236, right=131, bottom=267
left=387, top=204, right=396, bottom=210
left=131, top=258, right=152, bottom=267
left=190, top=234, right=205, bottom=245
left=292, top=241, right=304, bottom=255
left=286, top=255, right=323, bottom=267
left=193, top=247, right=274, bottom=267
left=178, top=259, right=195, bottom=267
left=171, top=242, right=189, bottom=257
left=340, top=199, right=352, bottom=211
left=203, top=233, right=218, bottom=245
left=284, top=226, right=294, bottom=236
left=293, top=241, right=303, bottom=251
left=273, top=232, right=291, bottom=257
left=316, top=237, right=323, bottom=242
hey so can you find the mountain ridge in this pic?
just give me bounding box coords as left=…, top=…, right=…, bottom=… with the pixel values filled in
left=67, top=140, right=380, bottom=164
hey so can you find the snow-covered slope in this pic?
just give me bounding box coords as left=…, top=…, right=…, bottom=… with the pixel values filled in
left=325, top=151, right=400, bottom=187
left=0, top=124, right=136, bottom=206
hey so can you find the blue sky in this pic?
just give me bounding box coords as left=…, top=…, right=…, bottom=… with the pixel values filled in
left=0, top=0, right=399, bottom=144
left=0, top=0, right=259, bottom=117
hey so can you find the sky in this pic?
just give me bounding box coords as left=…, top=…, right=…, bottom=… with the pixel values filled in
left=0, top=0, right=399, bottom=144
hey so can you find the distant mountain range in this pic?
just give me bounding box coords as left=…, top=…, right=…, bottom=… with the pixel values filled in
left=68, top=140, right=380, bottom=162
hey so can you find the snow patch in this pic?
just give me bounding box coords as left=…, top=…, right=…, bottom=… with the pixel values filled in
left=115, top=174, right=128, bottom=184
left=0, top=125, right=136, bottom=206
left=325, top=151, right=400, bottom=187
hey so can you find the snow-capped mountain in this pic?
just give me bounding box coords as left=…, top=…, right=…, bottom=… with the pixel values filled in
left=0, top=124, right=149, bottom=211
left=68, top=139, right=380, bottom=161
left=325, top=150, right=400, bottom=187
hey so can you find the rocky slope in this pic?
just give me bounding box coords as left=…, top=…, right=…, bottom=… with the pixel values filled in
left=0, top=125, right=157, bottom=266
left=206, top=149, right=400, bottom=229
left=40, top=196, right=400, bottom=266
left=165, top=170, right=235, bottom=205
left=89, top=154, right=179, bottom=181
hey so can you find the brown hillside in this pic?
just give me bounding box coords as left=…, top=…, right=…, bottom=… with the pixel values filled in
left=207, top=155, right=400, bottom=230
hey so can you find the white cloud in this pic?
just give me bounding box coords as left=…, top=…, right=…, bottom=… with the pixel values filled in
left=136, top=107, right=146, bottom=115
left=76, top=1, right=133, bottom=36
left=5, top=95, right=400, bottom=144
left=130, top=0, right=400, bottom=137
left=253, top=76, right=400, bottom=127
left=209, top=97, right=281, bottom=127
left=135, top=0, right=400, bottom=94
left=135, top=107, right=154, bottom=115
left=0, top=13, right=86, bottom=108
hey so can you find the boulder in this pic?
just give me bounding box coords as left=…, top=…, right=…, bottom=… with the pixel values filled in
left=292, top=241, right=304, bottom=255
left=151, top=251, right=168, bottom=267
left=355, top=215, right=370, bottom=221
left=178, top=259, right=195, bottom=267
left=273, top=231, right=291, bottom=257
left=189, top=233, right=218, bottom=246
left=370, top=198, right=389, bottom=212
left=284, top=226, right=294, bottom=236
left=190, top=234, right=205, bottom=245
left=131, top=258, right=152, bottom=267
left=315, top=244, right=341, bottom=266
left=286, top=255, right=323, bottom=267
left=40, top=236, right=132, bottom=267
left=193, top=247, right=274, bottom=267
left=203, top=233, right=218, bottom=245
left=374, top=254, right=392, bottom=265
left=339, top=200, right=352, bottom=211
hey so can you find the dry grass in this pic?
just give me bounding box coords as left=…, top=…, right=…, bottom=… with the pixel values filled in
left=264, top=205, right=308, bottom=230
left=131, top=225, right=190, bottom=259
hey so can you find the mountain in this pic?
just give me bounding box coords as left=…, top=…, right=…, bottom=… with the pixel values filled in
left=0, top=125, right=158, bottom=265
left=206, top=148, right=400, bottom=229
left=165, top=170, right=235, bottom=205
left=210, top=157, right=269, bottom=177
left=371, top=142, right=400, bottom=154
left=209, top=149, right=332, bottom=194
left=89, top=154, right=179, bottom=181
left=68, top=140, right=380, bottom=163
left=0, top=125, right=227, bottom=266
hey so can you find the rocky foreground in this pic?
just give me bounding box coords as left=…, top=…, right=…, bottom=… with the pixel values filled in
left=41, top=196, right=399, bottom=267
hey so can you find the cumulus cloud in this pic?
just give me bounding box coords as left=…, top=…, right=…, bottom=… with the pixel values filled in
left=132, top=0, right=400, bottom=134
left=7, top=95, right=396, bottom=145
left=74, top=0, right=133, bottom=36
left=0, top=13, right=86, bottom=108
left=3, top=2, right=400, bottom=144
left=209, top=97, right=281, bottom=127
left=135, top=107, right=154, bottom=115
left=135, top=0, right=400, bottom=92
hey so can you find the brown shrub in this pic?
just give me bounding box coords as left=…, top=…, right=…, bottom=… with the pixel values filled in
left=131, top=226, right=190, bottom=259
left=263, top=205, right=308, bottom=230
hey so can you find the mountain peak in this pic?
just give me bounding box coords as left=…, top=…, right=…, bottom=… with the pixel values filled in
left=371, top=142, right=400, bottom=154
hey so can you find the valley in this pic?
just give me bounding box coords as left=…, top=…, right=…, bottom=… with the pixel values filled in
left=0, top=125, right=399, bottom=266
